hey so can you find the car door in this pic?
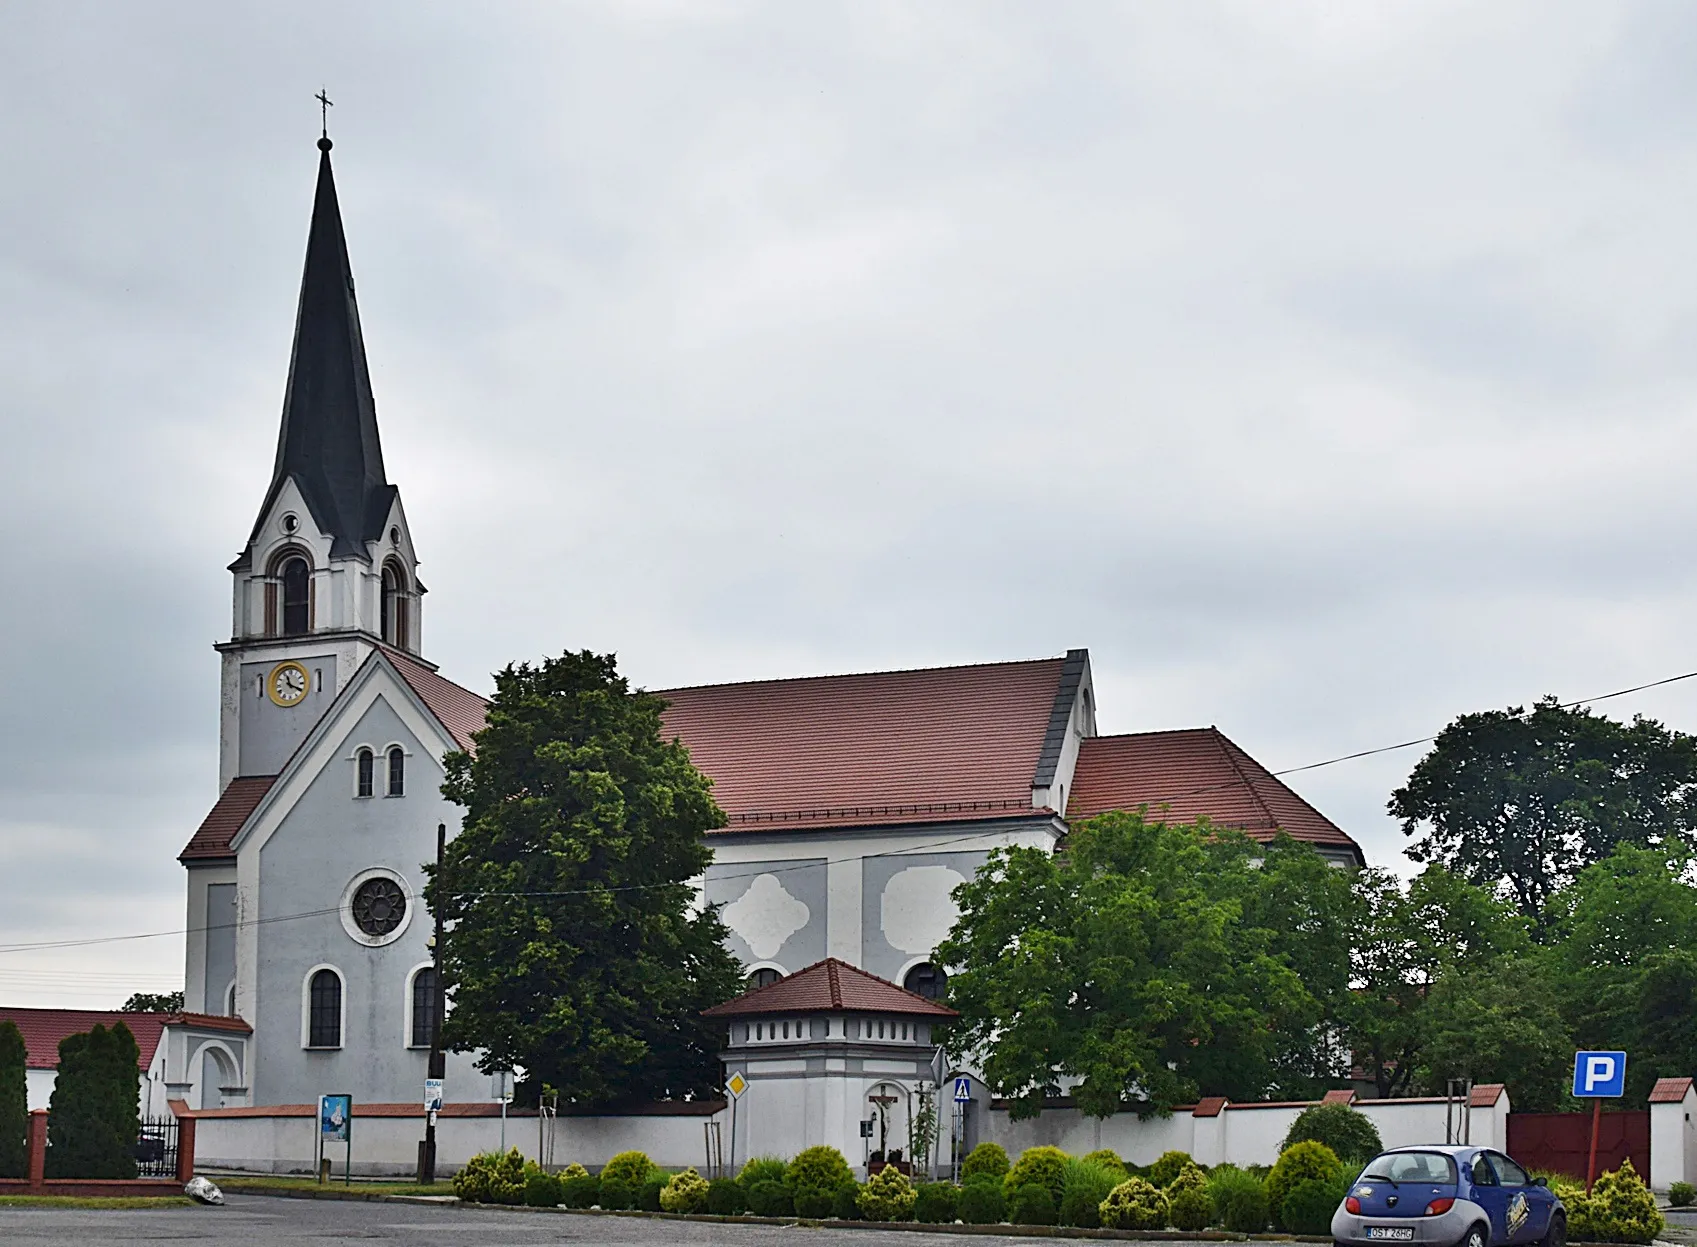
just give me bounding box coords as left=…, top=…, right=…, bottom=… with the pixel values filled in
left=1487, top=1152, right=1552, bottom=1243
left=1467, top=1151, right=1510, bottom=1243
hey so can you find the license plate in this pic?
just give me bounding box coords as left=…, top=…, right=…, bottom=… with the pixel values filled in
left=1366, top=1229, right=1415, bottom=1241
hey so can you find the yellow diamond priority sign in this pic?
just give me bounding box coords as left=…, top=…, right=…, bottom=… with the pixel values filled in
left=726, top=1072, right=748, bottom=1099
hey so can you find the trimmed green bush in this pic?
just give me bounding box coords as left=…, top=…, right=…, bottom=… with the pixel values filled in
left=961, top=1141, right=1010, bottom=1183
left=0, top=1021, right=25, bottom=1180
left=1207, top=1164, right=1265, bottom=1226
left=453, top=1149, right=527, bottom=1203
left=738, top=1155, right=788, bottom=1189
left=794, top=1186, right=833, bottom=1218
left=561, top=1173, right=600, bottom=1208
left=600, top=1177, right=636, bottom=1210
left=858, top=1164, right=917, bottom=1221
left=638, top=1174, right=666, bottom=1211
left=1004, top=1145, right=1070, bottom=1205
left=1281, top=1102, right=1384, bottom=1167
left=1669, top=1181, right=1695, bottom=1208
left=601, top=1149, right=655, bottom=1187
left=1282, top=1174, right=1349, bottom=1235
left=747, top=1178, right=793, bottom=1217
left=788, top=1144, right=854, bottom=1217
left=915, top=1182, right=960, bottom=1223
left=959, top=1178, right=1008, bottom=1224
left=1568, top=1159, right=1663, bottom=1244
left=524, top=1168, right=562, bottom=1207
left=660, top=1166, right=709, bottom=1213
left=1010, top=1181, right=1057, bottom=1226
left=1171, top=1186, right=1213, bottom=1230
left=1099, top=1176, right=1169, bottom=1231
left=706, top=1176, right=744, bottom=1214
left=1223, top=1184, right=1269, bottom=1233
left=1266, top=1140, right=1342, bottom=1230
left=831, top=1182, right=862, bottom=1220
left=1146, top=1149, right=1196, bottom=1189
left=45, top=1023, right=140, bottom=1179
left=1168, top=1162, right=1208, bottom=1195
left=1081, top=1148, right=1127, bottom=1175
left=1060, top=1158, right=1124, bottom=1228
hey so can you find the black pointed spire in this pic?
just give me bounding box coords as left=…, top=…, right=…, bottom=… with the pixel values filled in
left=249, top=133, right=395, bottom=560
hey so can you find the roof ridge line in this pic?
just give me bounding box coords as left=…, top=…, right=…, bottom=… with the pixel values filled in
left=654, top=653, right=1068, bottom=695
left=1212, top=726, right=1278, bottom=830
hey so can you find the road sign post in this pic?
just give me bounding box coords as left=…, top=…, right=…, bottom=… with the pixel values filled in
left=1571, top=1050, right=1626, bottom=1193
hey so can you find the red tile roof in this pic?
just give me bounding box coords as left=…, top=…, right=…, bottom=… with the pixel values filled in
left=703, top=957, right=957, bottom=1018
left=178, top=775, right=277, bottom=862
left=383, top=647, right=488, bottom=752
left=1192, top=1095, right=1229, bottom=1118
left=1649, top=1076, right=1694, bottom=1104
left=660, top=657, right=1066, bottom=833
left=1470, top=1083, right=1505, bottom=1108
left=1067, top=728, right=1360, bottom=859
left=0, top=1008, right=247, bottom=1071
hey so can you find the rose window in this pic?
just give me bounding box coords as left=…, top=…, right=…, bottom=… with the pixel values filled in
left=351, top=877, right=406, bottom=937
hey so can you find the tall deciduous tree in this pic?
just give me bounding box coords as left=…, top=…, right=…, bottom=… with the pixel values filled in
left=119, top=992, right=183, bottom=1013
left=937, top=811, right=1322, bottom=1119
left=1417, top=957, right=1573, bottom=1110
left=430, top=650, right=742, bottom=1105
left=0, top=1020, right=26, bottom=1179
left=44, top=1022, right=139, bottom=1179
left=1390, top=699, right=1697, bottom=925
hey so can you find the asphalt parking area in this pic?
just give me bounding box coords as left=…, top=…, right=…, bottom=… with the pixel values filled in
left=0, top=1193, right=1175, bottom=1246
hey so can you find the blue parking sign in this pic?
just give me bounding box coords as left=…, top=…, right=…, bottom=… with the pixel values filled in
left=1572, top=1051, right=1626, bottom=1098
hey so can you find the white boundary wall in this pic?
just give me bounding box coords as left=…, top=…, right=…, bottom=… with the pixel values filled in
left=989, top=1090, right=1510, bottom=1171
left=1650, top=1079, right=1696, bottom=1192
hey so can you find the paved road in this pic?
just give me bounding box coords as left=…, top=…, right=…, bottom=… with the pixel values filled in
left=0, top=1194, right=1151, bottom=1246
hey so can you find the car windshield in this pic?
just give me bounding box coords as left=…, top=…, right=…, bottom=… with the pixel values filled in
left=1362, top=1152, right=1459, bottom=1184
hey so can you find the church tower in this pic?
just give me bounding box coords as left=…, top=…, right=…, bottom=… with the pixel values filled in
left=216, top=133, right=426, bottom=789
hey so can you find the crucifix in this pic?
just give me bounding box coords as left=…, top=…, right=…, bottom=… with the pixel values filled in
left=316, top=89, right=333, bottom=138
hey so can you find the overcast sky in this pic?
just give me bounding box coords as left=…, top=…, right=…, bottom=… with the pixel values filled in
left=6, top=1, right=1697, bottom=1008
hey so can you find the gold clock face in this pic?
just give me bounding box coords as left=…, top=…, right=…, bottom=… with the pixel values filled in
left=267, top=661, right=311, bottom=707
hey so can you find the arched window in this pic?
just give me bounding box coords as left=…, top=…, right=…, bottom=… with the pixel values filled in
left=747, top=967, right=782, bottom=990
left=411, top=967, right=438, bottom=1048
left=387, top=747, right=405, bottom=797
left=903, top=962, right=948, bottom=1000
left=280, top=557, right=310, bottom=636
left=381, top=562, right=408, bottom=649
left=356, top=748, right=374, bottom=798
left=307, top=969, right=342, bottom=1048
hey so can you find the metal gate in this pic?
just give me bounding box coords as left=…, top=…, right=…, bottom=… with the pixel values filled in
left=1506, top=1110, right=1649, bottom=1180
left=133, top=1116, right=181, bottom=1178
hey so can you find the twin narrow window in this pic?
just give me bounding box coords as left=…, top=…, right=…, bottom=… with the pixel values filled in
left=356, top=747, right=405, bottom=798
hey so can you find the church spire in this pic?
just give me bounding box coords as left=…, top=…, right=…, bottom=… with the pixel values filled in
left=250, top=130, right=395, bottom=560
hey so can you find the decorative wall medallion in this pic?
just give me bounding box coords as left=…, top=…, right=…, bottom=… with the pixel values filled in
left=338, top=869, right=413, bottom=947
left=723, top=873, right=810, bottom=961
left=880, top=865, right=968, bottom=955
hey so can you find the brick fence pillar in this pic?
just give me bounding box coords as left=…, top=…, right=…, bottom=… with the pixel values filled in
left=176, top=1115, right=197, bottom=1184
left=26, top=1110, right=46, bottom=1192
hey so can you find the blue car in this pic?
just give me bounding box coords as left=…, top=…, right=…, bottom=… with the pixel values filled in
left=1331, top=1146, right=1566, bottom=1247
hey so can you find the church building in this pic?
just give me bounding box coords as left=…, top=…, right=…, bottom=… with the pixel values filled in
left=174, top=137, right=1363, bottom=1114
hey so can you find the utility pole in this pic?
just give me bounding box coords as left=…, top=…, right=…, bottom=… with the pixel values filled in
left=419, top=823, right=447, bottom=1183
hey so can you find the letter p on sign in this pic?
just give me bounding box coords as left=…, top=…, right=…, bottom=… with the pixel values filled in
left=1572, top=1050, right=1627, bottom=1098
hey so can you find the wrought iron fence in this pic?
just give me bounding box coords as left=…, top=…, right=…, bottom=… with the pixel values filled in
left=134, top=1116, right=180, bottom=1178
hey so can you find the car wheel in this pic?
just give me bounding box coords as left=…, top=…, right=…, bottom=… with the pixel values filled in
left=1460, top=1224, right=1489, bottom=1247
left=1539, top=1215, right=1566, bottom=1247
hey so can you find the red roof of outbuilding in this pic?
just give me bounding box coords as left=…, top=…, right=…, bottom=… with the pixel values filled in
left=0, top=1008, right=250, bottom=1071
left=1067, top=728, right=1360, bottom=859
left=1649, top=1076, right=1694, bottom=1104
left=660, top=657, right=1066, bottom=833
left=703, top=957, right=957, bottom=1018
left=178, top=775, right=277, bottom=862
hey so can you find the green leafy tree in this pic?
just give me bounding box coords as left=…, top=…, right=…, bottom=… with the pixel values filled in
left=1417, top=956, right=1573, bottom=1110
left=44, top=1023, right=139, bottom=1179
left=937, top=811, right=1315, bottom=1118
left=1548, top=845, right=1697, bottom=1102
left=430, top=650, right=743, bottom=1104
left=119, top=991, right=183, bottom=1013
left=1390, top=699, right=1697, bottom=925
left=0, top=1020, right=26, bottom=1179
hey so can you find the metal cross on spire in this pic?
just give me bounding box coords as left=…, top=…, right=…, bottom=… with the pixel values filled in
left=316, top=89, right=333, bottom=138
